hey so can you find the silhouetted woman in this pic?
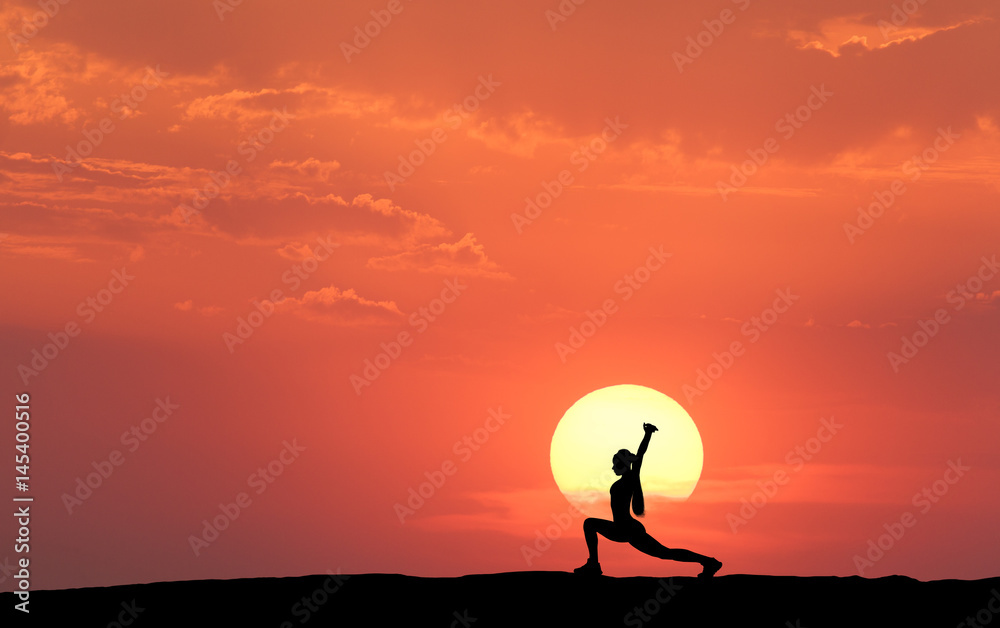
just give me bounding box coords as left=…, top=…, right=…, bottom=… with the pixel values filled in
left=574, top=422, right=722, bottom=577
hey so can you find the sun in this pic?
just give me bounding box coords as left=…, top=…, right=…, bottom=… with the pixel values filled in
left=549, top=384, right=704, bottom=517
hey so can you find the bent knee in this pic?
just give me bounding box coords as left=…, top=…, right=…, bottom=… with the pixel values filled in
left=583, top=517, right=611, bottom=532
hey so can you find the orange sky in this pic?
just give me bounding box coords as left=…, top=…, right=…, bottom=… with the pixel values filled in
left=2, top=0, right=998, bottom=590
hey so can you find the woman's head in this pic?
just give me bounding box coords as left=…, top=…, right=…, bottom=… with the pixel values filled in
left=612, top=449, right=637, bottom=476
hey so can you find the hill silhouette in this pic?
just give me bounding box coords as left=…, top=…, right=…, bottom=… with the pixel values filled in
left=4, top=571, right=999, bottom=627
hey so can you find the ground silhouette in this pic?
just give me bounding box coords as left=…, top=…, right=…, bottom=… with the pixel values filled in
left=4, top=572, right=999, bottom=627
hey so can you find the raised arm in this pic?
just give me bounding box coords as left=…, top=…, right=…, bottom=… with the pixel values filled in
left=634, top=423, right=658, bottom=471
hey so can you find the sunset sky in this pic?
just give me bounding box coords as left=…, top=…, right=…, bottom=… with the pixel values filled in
left=2, top=0, right=998, bottom=591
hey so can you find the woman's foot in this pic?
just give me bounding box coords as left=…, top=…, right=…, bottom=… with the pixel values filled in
left=698, top=557, right=722, bottom=578
left=574, top=559, right=602, bottom=575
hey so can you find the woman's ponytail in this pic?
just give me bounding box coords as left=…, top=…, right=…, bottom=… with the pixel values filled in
left=633, top=478, right=645, bottom=517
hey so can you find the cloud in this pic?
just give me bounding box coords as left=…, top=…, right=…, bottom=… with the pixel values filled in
left=268, top=158, right=341, bottom=182
left=0, top=148, right=449, bottom=249
left=366, top=233, right=512, bottom=279
left=174, top=300, right=222, bottom=316
left=464, top=110, right=571, bottom=158
left=275, top=242, right=318, bottom=261
left=345, top=194, right=451, bottom=246
left=784, top=15, right=989, bottom=57
left=180, top=84, right=395, bottom=126
left=0, top=46, right=82, bottom=126
left=0, top=243, right=82, bottom=260
left=280, top=285, right=403, bottom=325
left=176, top=192, right=450, bottom=247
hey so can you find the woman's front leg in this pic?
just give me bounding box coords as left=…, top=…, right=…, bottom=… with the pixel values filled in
left=583, top=517, right=627, bottom=561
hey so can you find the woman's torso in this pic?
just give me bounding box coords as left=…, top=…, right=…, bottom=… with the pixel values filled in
left=610, top=472, right=635, bottom=522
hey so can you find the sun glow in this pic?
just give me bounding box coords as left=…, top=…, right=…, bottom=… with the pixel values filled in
left=550, top=385, right=704, bottom=517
